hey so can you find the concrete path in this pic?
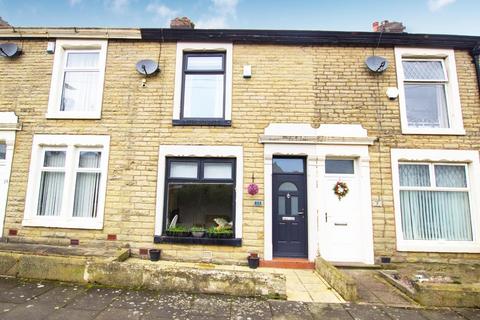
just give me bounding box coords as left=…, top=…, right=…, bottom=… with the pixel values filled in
left=263, top=268, right=344, bottom=303
left=0, top=276, right=479, bottom=319
left=343, top=269, right=418, bottom=307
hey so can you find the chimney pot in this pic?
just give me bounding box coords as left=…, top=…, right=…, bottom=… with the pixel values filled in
left=372, top=20, right=405, bottom=33
left=170, top=17, right=195, bottom=29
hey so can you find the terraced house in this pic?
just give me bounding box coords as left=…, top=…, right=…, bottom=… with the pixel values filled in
left=1, top=19, right=480, bottom=268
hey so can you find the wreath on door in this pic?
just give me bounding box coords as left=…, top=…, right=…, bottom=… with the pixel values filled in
left=333, top=181, right=349, bottom=200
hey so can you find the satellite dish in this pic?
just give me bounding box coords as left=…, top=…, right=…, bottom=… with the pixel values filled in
left=136, top=59, right=159, bottom=76
left=365, top=56, right=388, bottom=73
left=0, top=43, right=21, bottom=58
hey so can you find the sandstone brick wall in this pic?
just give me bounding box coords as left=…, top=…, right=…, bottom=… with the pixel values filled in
left=1, top=39, right=479, bottom=264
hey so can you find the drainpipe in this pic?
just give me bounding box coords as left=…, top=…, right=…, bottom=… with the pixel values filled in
left=472, top=44, right=480, bottom=94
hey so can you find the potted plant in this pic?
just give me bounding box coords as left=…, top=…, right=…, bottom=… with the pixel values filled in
left=149, top=249, right=161, bottom=261
left=247, top=252, right=260, bottom=269
left=166, top=225, right=190, bottom=237
left=190, top=226, right=206, bottom=238
left=207, top=226, right=234, bottom=239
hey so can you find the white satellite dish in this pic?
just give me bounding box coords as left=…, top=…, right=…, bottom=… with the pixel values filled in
left=136, top=59, right=159, bottom=76
left=365, top=56, right=388, bottom=73
left=0, top=43, right=21, bottom=58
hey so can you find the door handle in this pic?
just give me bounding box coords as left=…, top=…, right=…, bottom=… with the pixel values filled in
left=325, top=212, right=328, bottom=223
left=297, top=211, right=304, bottom=216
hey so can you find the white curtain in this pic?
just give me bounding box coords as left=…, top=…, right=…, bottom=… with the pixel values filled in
left=37, top=151, right=65, bottom=216
left=61, top=52, right=100, bottom=112
left=399, top=164, right=473, bottom=241
left=73, top=152, right=101, bottom=218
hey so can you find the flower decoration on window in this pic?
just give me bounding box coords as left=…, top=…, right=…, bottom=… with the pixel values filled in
left=247, top=173, right=259, bottom=196
left=333, top=181, right=349, bottom=200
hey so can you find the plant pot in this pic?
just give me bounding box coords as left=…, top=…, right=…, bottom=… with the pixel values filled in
left=149, top=249, right=161, bottom=261
left=248, top=256, right=260, bottom=269
left=167, top=231, right=190, bottom=237
left=249, top=252, right=258, bottom=259
left=191, top=231, right=205, bottom=238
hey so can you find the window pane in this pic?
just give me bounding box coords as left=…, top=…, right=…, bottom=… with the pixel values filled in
left=170, top=162, right=198, bottom=178
left=187, top=56, right=223, bottom=71
left=183, top=74, right=224, bottom=118
left=291, top=196, right=299, bottom=215
left=403, top=61, right=445, bottom=80
left=278, top=196, right=285, bottom=216
left=79, top=151, right=101, bottom=168
left=399, top=164, right=430, bottom=187
left=204, top=162, right=232, bottom=179
left=273, top=158, right=304, bottom=174
left=73, top=172, right=101, bottom=217
left=66, top=52, right=99, bottom=68
left=435, top=165, right=467, bottom=188
left=43, top=151, right=66, bottom=167
left=325, top=159, right=354, bottom=174
left=278, top=182, right=298, bottom=192
left=405, top=84, right=449, bottom=128
left=0, top=143, right=5, bottom=160
left=166, top=183, right=233, bottom=229
left=400, top=190, right=472, bottom=241
left=61, top=71, right=99, bottom=112
left=37, top=171, right=64, bottom=216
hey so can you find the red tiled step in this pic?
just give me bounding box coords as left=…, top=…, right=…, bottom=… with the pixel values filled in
left=260, top=258, right=315, bottom=269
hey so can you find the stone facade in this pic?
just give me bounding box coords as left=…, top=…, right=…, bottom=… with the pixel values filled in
left=1, top=32, right=479, bottom=265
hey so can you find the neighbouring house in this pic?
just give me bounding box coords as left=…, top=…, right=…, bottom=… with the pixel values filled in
left=1, top=21, right=480, bottom=267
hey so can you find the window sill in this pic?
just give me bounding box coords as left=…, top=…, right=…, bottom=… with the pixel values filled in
left=397, top=241, right=480, bottom=253
left=172, top=119, right=231, bottom=127
left=22, top=218, right=103, bottom=230
left=154, top=235, right=242, bottom=246
left=401, top=127, right=466, bottom=136
left=45, top=112, right=101, bottom=120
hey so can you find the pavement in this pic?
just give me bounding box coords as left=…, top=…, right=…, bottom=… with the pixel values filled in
left=0, top=276, right=479, bottom=320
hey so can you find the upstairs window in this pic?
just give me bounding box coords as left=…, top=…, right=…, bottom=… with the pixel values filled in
left=47, top=40, right=107, bottom=119
left=173, top=43, right=232, bottom=126
left=395, top=48, right=464, bottom=135
left=182, top=53, right=225, bottom=119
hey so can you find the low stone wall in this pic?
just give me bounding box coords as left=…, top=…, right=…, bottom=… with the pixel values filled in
left=380, top=270, right=480, bottom=308
left=315, top=257, right=357, bottom=301
left=0, top=250, right=286, bottom=299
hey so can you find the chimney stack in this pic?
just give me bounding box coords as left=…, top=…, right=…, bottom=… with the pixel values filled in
left=0, top=17, right=10, bottom=28
left=372, top=20, right=405, bottom=33
left=170, top=17, right=195, bottom=29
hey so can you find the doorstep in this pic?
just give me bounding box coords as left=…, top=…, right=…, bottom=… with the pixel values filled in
left=260, top=258, right=315, bottom=269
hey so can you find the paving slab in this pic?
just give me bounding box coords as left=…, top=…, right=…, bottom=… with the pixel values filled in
left=307, top=303, right=353, bottom=320
left=456, top=308, right=480, bottom=320
left=420, top=308, right=469, bottom=320
left=0, top=280, right=54, bottom=303
left=45, top=308, right=98, bottom=320
left=65, top=287, right=123, bottom=311
left=95, top=307, right=143, bottom=320
left=231, top=297, right=272, bottom=320
left=343, top=303, right=393, bottom=320
left=382, top=306, right=428, bottom=320
left=270, top=300, right=314, bottom=320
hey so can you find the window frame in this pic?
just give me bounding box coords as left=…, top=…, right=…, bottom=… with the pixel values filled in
left=173, top=42, right=233, bottom=126
left=155, top=145, right=243, bottom=240
left=391, top=149, right=480, bottom=252
left=394, top=47, right=464, bottom=135
left=46, top=39, right=108, bottom=120
left=163, top=157, right=236, bottom=235
left=180, top=52, right=226, bottom=122
left=23, top=135, right=110, bottom=229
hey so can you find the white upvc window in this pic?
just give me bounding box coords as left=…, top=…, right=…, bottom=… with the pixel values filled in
left=391, top=149, right=480, bottom=252
left=46, top=40, right=108, bottom=119
left=23, top=135, right=110, bottom=229
left=395, top=48, right=464, bottom=135
left=173, top=42, right=233, bottom=125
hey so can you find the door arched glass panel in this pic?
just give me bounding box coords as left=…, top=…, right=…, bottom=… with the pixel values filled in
left=278, top=182, right=298, bottom=192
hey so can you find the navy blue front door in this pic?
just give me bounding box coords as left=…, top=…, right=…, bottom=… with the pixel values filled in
left=272, top=158, right=307, bottom=258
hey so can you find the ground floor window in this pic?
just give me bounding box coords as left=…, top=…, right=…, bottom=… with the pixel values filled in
left=164, top=158, right=236, bottom=237
left=391, top=149, right=480, bottom=252
left=23, top=135, right=109, bottom=229
left=399, top=163, right=472, bottom=241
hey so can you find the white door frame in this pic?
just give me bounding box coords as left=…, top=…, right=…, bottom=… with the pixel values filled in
left=0, top=112, right=20, bottom=238
left=261, top=123, right=375, bottom=263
